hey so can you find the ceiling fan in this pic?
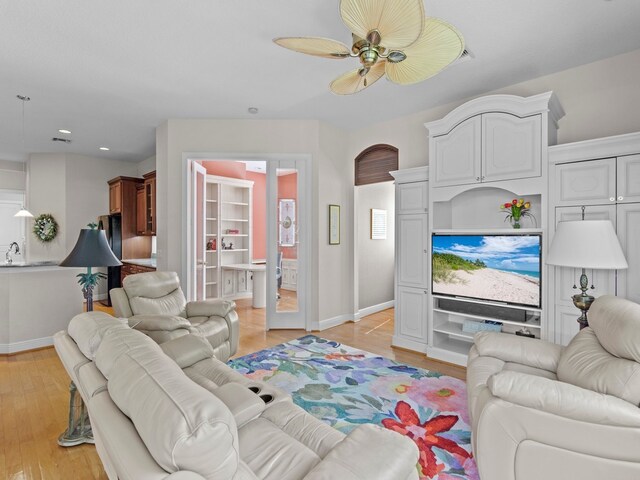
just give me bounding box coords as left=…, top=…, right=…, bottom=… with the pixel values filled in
left=274, top=0, right=465, bottom=95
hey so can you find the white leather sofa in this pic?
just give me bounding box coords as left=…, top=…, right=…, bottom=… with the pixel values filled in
left=110, top=271, right=239, bottom=362
left=54, top=311, right=419, bottom=480
left=467, top=295, right=640, bottom=480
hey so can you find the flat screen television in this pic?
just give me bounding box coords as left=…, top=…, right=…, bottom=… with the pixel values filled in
left=432, top=234, right=542, bottom=308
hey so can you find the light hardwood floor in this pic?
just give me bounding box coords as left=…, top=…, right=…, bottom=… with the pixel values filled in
left=0, top=297, right=465, bottom=479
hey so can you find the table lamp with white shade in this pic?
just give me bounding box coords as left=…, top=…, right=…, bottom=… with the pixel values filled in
left=547, top=218, right=627, bottom=329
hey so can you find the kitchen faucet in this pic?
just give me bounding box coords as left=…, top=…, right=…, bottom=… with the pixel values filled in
left=6, top=242, right=20, bottom=265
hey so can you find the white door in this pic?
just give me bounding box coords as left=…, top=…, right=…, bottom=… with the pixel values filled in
left=432, top=115, right=481, bottom=187
left=397, top=213, right=429, bottom=287
left=617, top=154, right=640, bottom=204
left=616, top=203, right=640, bottom=304
left=554, top=158, right=616, bottom=207
left=266, top=158, right=308, bottom=329
left=482, top=113, right=541, bottom=182
left=190, top=161, right=207, bottom=300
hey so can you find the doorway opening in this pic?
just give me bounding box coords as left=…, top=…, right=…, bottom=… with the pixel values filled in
left=186, top=154, right=310, bottom=332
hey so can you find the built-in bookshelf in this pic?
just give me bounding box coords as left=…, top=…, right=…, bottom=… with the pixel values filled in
left=204, top=175, right=253, bottom=300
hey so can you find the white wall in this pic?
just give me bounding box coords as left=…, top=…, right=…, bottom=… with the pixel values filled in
left=0, top=160, right=26, bottom=191
left=155, top=118, right=354, bottom=328
left=356, top=182, right=395, bottom=310
left=349, top=48, right=640, bottom=170
left=138, top=155, right=156, bottom=176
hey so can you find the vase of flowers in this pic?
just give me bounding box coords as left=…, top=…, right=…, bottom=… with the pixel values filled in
left=500, top=198, right=534, bottom=229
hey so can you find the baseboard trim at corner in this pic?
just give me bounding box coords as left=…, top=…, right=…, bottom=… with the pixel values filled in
left=0, top=336, right=53, bottom=355
left=354, top=300, right=395, bottom=320
left=318, top=313, right=354, bottom=331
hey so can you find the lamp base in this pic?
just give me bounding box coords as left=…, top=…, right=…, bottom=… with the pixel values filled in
left=572, top=292, right=595, bottom=330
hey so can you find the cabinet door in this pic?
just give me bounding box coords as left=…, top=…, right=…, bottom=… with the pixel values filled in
left=617, top=154, right=640, bottom=204
left=397, top=181, right=428, bottom=214
left=397, top=214, right=428, bottom=287
left=222, top=269, right=235, bottom=296
left=432, top=116, right=481, bottom=187
left=396, top=286, right=428, bottom=341
left=136, top=187, right=145, bottom=235
left=554, top=304, right=581, bottom=346
left=554, top=158, right=616, bottom=207
left=616, top=203, right=640, bottom=304
left=482, top=113, right=541, bottom=182
left=109, top=182, right=122, bottom=213
left=236, top=270, right=247, bottom=293
left=554, top=205, right=617, bottom=304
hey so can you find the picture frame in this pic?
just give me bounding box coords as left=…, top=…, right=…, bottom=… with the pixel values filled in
left=328, top=204, right=340, bottom=245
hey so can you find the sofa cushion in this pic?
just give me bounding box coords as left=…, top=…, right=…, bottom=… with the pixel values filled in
left=95, top=327, right=162, bottom=380
left=67, top=311, right=129, bottom=360
left=160, top=334, right=215, bottom=369
left=107, top=340, right=239, bottom=479
left=123, top=271, right=187, bottom=316
left=557, top=327, right=640, bottom=406
left=589, top=295, right=640, bottom=363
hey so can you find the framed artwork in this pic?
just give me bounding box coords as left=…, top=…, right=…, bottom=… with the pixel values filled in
left=279, top=199, right=296, bottom=247
left=370, top=208, right=387, bottom=239
left=328, top=204, right=340, bottom=245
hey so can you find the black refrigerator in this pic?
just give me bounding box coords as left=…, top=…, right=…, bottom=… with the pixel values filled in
left=98, top=214, right=122, bottom=306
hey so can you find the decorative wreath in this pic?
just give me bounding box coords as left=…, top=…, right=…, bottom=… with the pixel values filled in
left=33, top=213, right=59, bottom=242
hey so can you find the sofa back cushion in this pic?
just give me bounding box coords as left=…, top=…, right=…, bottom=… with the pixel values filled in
left=106, top=332, right=239, bottom=479
left=123, top=271, right=187, bottom=316
left=557, top=327, right=640, bottom=406
left=588, top=295, right=640, bottom=363
left=95, top=327, right=162, bottom=379
left=68, top=311, right=129, bottom=360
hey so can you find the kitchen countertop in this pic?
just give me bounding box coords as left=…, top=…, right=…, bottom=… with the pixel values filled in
left=122, top=258, right=157, bottom=268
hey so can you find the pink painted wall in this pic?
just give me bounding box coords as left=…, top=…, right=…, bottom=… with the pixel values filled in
left=278, top=173, right=297, bottom=260
left=246, top=171, right=266, bottom=260
left=201, top=161, right=266, bottom=261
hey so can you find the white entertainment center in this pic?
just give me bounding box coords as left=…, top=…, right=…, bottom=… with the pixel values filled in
left=392, top=92, right=566, bottom=365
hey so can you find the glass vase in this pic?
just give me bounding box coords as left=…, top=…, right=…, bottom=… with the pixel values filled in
left=511, top=218, right=521, bottom=229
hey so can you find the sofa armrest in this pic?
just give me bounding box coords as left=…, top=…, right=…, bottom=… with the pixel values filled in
left=303, top=424, right=418, bottom=480
left=213, top=383, right=266, bottom=428
left=185, top=299, right=236, bottom=318
left=160, top=334, right=214, bottom=368
left=474, top=331, right=563, bottom=372
left=488, top=371, right=640, bottom=427
left=129, top=314, right=191, bottom=332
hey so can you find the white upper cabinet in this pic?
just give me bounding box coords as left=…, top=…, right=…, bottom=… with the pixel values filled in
left=616, top=203, right=640, bottom=305
left=617, top=154, right=640, bottom=203
left=554, top=158, right=616, bottom=206
left=432, top=115, right=481, bottom=187
left=482, top=113, right=541, bottom=182
left=397, top=181, right=428, bottom=214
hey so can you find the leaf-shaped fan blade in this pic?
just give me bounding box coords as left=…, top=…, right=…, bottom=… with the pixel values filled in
left=273, top=37, right=351, bottom=59
left=330, top=61, right=386, bottom=95
left=340, top=0, right=424, bottom=49
left=385, top=17, right=464, bottom=85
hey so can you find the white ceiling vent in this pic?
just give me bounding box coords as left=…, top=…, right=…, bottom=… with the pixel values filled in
left=51, top=137, right=72, bottom=143
left=454, top=48, right=474, bottom=65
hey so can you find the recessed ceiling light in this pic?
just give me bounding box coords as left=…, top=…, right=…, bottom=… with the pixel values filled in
left=58, top=129, right=72, bottom=134
left=247, top=107, right=259, bottom=114
left=99, top=147, right=110, bottom=151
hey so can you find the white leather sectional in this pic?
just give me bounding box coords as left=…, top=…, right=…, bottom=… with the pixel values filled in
left=54, top=312, right=419, bottom=480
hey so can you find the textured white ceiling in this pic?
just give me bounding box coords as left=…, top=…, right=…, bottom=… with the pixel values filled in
left=1, top=0, right=639, bottom=162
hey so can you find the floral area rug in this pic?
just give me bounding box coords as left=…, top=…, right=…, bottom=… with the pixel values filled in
left=228, top=335, right=478, bottom=479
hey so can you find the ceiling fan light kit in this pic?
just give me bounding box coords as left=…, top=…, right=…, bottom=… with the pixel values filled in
left=273, top=0, right=464, bottom=95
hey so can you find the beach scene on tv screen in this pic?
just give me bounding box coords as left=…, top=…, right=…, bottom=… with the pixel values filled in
left=432, top=235, right=541, bottom=307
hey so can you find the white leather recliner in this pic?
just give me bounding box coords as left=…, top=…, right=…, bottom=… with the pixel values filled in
left=467, top=295, right=640, bottom=480
left=110, top=271, right=239, bottom=362
left=54, top=312, right=420, bottom=480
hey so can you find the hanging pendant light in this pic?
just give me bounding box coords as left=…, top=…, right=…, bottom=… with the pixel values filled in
left=15, top=94, right=34, bottom=218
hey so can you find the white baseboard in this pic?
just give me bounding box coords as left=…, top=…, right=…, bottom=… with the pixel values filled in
left=392, top=335, right=429, bottom=353
left=318, top=313, right=354, bottom=331
left=0, top=336, right=53, bottom=354
left=93, top=293, right=108, bottom=301
left=355, top=300, right=395, bottom=320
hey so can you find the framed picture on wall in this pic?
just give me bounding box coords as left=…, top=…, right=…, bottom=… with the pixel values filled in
left=370, top=208, right=387, bottom=239
left=329, top=204, right=340, bottom=245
